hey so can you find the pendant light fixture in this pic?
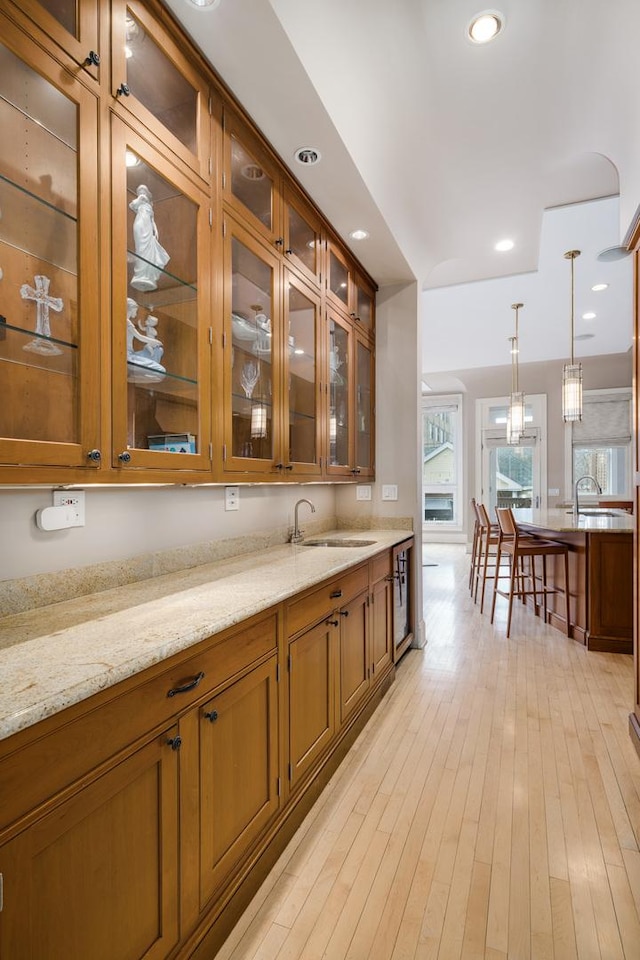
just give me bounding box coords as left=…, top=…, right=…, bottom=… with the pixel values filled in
left=562, top=250, right=582, bottom=422
left=506, top=302, right=525, bottom=445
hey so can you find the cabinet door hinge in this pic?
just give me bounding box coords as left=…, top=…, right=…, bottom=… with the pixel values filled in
left=222, top=443, right=227, bottom=462
left=222, top=171, right=226, bottom=190
left=208, top=157, right=212, bottom=175
left=277, top=776, right=281, bottom=796
left=222, top=331, right=227, bottom=348
left=208, top=326, right=213, bottom=345
left=209, top=442, right=213, bottom=461
left=287, top=653, right=292, bottom=671
left=276, top=663, right=280, bottom=682
left=209, top=208, right=213, bottom=228
left=288, top=763, right=292, bottom=780
left=222, top=218, right=227, bottom=237
left=208, top=94, right=212, bottom=116
left=0, top=872, right=3, bottom=912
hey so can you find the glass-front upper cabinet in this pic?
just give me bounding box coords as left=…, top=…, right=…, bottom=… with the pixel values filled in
left=111, top=120, right=212, bottom=472
left=11, top=0, right=100, bottom=76
left=111, top=0, right=212, bottom=184
left=223, top=109, right=282, bottom=249
left=326, top=311, right=352, bottom=476
left=282, top=184, right=323, bottom=289
left=326, top=240, right=351, bottom=313
left=355, top=335, right=374, bottom=477
left=354, top=274, right=375, bottom=336
left=223, top=217, right=282, bottom=475
left=0, top=21, right=100, bottom=470
left=284, top=273, right=321, bottom=476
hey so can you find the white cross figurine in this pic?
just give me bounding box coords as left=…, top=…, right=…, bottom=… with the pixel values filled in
left=20, top=274, right=64, bottom=356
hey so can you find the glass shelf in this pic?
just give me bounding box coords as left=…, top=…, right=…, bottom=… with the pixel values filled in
left=127, top=250, right=196, bottom=296
left=0, top=320, right=77, bottom=375
left=0, top=174, right=77, bottom=275
left=127, top=363, right=197, bottom=399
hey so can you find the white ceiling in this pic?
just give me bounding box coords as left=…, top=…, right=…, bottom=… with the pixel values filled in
left=163, top=0, right=639, bottom=373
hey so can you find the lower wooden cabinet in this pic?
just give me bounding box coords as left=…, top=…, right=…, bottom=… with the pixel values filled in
left=0, top=547, right=402, bottom=959
left=288, top=618, right=336, bottom=788
left=198, top=656, right=280, bottom=908
left=0, top=727, right=180, bottom=960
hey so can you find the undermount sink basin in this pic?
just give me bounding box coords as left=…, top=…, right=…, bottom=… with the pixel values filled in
left=578, top=510, right=621, bottom=518
left=302, top=538, right=377, bottom=548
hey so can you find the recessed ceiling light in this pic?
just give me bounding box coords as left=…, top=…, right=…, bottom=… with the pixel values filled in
left=495, top=238, right=514, bottom=252
left=294, top=147, right=321, bottom=166
left=591, top=283, right=608, bottom=292
left=468, top=11, right=504, bottom=44
left=582, top=312, right=596, bottom=320
left=349, top=229, right=369, bottom=241
left=188, top=0, right=221, bottom=8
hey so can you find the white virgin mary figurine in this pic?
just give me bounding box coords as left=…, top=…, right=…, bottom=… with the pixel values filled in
left=129, top=184, right=170, bottom=291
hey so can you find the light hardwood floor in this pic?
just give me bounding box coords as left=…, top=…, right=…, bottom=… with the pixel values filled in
left=217, top=543, right=640, bottom=959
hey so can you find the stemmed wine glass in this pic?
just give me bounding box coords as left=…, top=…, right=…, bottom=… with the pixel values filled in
left=240, top=361, right=259, bottom=398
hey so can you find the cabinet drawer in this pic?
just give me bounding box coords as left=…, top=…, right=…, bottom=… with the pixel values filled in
left=370, top=550, right=392, bottom=583
left=286, top=564, right=369, bottom=638
left=0, top=613, right=277, bottom=834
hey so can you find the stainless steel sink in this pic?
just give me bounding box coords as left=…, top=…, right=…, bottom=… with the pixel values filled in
left=302, top=538, right=377, bottom=548
left=578, top=510, right=621, bottom=517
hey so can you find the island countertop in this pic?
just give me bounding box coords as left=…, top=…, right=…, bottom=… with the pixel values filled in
left=513, top=506, right=634, bottom=534
left=0, top=529, right=413, bottom=743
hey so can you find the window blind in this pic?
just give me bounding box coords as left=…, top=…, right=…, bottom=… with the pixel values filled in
left=572, top=391, right=631, bottom=445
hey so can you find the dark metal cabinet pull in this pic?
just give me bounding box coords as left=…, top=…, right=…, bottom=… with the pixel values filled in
left=330, top=590, right=343, bottom=598
left=204, top=710, right=218, bottom=723
left=166, top=736, right=182, bottom=751
left=167, top=671, right=205, bottom=698
left=118, top=451, right=131, bottom=463
left=116, top=82, right=131, bottom=97
left=87, top=448, right=101, bottom=462
left=326, top=619, right=339, bottom=627
left=339, top=610, right=349, bottom=617
left=85, top=50, right=101, bottom=66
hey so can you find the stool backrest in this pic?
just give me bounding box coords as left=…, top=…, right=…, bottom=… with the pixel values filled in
left=495, top=506, right=517, bottom=538
left=477, top=502, right=492, bottom=528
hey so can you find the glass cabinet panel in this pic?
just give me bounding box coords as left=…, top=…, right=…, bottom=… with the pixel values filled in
left=356, top=283, right=374, bottom=333
left=0, top=39, right=81, bottom=449
left=123, top=8, right=197, bottom=154
left=15, top=0, right=100, bottom=73
left=283, top=187, right=322, bottom=287
left=38, top=0, right=77, bottom=37
left=328, top=316, right=350, bottom=468
left=329, top=249, right=349, bottom=307
left=122, top=151, right=201, bottom=458
left=286, top=278, right=320, bottom=470
left=356, top=337, right=374, bottom=473
left=229, top=236, right=276, bottom=463
left=230, top=136, right=274, bottom=233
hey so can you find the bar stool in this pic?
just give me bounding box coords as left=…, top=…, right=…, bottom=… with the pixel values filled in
left=469, top=498, right=481, bottom=594
left=490, top=506, right=571, bottom=638
left=471, top=501, right=504, bottom=613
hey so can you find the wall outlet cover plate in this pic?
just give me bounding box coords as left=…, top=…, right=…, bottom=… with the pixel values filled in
left=381, top=484, right=398, bottom=501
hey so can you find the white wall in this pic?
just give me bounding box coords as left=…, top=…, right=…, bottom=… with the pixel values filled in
left=0, top=484, right=336, bottom=581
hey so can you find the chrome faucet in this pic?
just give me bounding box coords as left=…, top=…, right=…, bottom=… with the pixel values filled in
left=290, top=498, right=316, bottom=543
left=574, top=474, right=602, bottom=516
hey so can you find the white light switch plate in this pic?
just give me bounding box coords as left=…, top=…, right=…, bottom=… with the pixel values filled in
left=356, top=485, right=371, bottom=501
left=381, top=484, right=398, bottom=501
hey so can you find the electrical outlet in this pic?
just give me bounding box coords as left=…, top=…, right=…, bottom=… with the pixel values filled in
left=381, top=484, right=398, bottom=501
left=225, top=486, right=239, bottom=511
left=356, top=485, right=371, bottom=501
left=52, top=490, right=85, bottom=526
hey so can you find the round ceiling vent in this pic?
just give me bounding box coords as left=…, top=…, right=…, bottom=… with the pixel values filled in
left=294, top=147, right=321, bottom=166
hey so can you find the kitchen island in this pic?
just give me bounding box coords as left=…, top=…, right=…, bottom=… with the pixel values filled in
left=514, top=507, right=633, bottom=654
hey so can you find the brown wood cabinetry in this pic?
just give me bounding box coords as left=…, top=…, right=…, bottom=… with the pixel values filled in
left=0, top=0, right=376, bottom=485
left=0, top=547, right=400, bottom=958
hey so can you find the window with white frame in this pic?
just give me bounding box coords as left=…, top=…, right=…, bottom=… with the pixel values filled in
left=422, top=394, right=462, bottom=528
left=567, top=388, right=632, bottom=497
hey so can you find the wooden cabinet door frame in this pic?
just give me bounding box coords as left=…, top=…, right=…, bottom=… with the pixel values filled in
left=282, top=182, right=324, bottom=289
left=288, top=618, right=337, bottom=789
left=0, top=729, right=180, bottom=960
left=0, top=19, right=101, bottom=471
left=354, top=328, right=375, bottom=478
left=111, top=119, right=213, bottom=474
left=324, top=308, right=355, bottom=478
left=6, top=0, right=100, bottom=78
left=338, top=588, right=370, bottom=724
left=283, top=270, right=323, bottom=477
left=111, top=0, right=212, bottom=186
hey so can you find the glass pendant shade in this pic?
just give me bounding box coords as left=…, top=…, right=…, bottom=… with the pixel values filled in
left=562, top=362, right=583, bottom=422
left=507, top=391, right=526, bottom=444
left=250, top=403, right=267, bottom=439
left=562, top=250, right=582, bottom=422
left=506, top=304, right=525, bottom=444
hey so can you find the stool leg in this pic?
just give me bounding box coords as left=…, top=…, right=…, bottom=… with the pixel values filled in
left=480, top=532, right=491, bottom=613
left=506, top=551, right=517, bottom=638
left=490, top=542, right=502, bottom=624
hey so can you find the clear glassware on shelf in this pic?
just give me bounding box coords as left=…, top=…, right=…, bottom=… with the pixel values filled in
left=240, top=361, right=259, bottom=398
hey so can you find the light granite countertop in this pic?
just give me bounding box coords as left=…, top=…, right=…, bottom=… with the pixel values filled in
left=0, top=529, right=412, bottom=743
left=513, top=507, right=634, bottom=534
